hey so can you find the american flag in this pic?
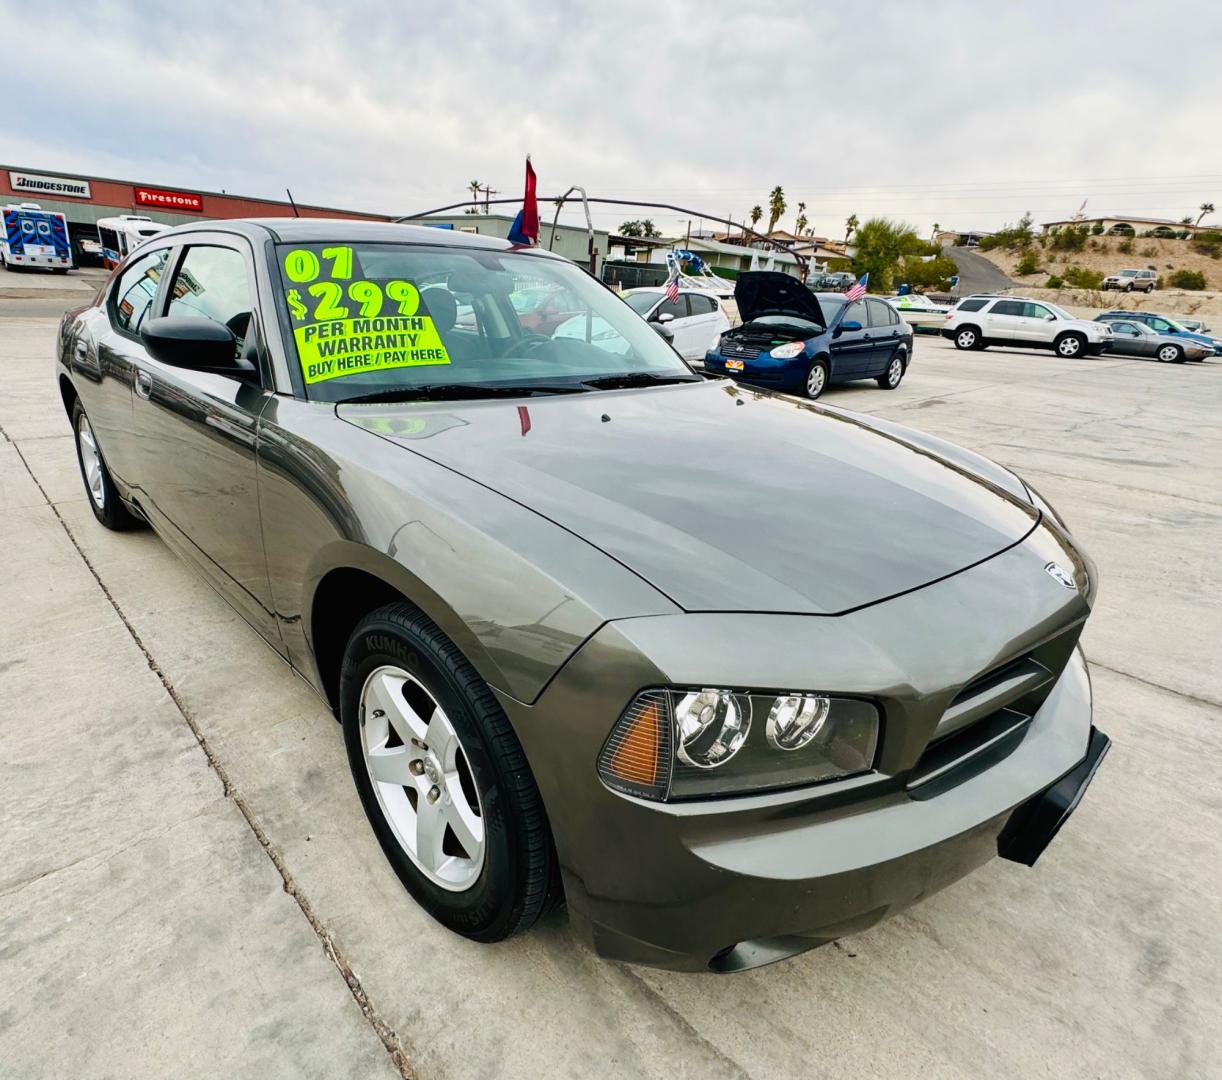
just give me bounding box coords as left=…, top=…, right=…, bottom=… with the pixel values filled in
left=664, top=259, right=681, bottom=303
left=845, top=273, right=868, bottom=302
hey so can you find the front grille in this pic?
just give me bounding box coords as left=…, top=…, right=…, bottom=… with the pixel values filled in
left=908, top=621, right=1084, bottom=796
left=719, top=341, right=760, bottom=360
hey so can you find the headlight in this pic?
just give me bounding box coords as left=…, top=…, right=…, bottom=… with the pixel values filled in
left=769, top=341, right=806, bottom=359
left=597, top=687, right=879, bottom=801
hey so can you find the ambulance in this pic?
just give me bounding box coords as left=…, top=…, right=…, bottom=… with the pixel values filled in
left=1, top=203, right=73, bottom=272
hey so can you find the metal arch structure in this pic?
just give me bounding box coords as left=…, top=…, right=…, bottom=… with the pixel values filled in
left=395, top=195, right=808, bottom=276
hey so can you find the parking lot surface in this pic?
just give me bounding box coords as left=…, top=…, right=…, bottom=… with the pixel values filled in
left=2, top=305, right=1219, bottom=1080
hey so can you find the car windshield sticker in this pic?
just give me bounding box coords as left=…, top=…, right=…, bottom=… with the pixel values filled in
left=281, top=246, right=452, bottom=384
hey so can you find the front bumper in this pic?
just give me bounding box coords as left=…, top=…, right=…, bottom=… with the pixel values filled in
left=500, top=520, right=1106, bottom=972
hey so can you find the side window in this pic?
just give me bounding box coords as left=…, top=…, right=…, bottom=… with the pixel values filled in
left=111, top=247, right=170, bottom=335
left=1023, top=303, right=1052, bottom=319
left=167, top=245, right=253, bottom=347
left=991, top=300, right=1025, bottom=316
left=957, top=298, right=987, bottom=312
left=842, top=300, right=867, bottom=327
left=1112, top=322, right=1137, bottom=334
left=1149, top=318, right=1171, bottom=332
left=688, top=293, right=717, bottom=315
left=653, top=295, right=687, bottom=321
left=866, top=299, right=894, bottom=327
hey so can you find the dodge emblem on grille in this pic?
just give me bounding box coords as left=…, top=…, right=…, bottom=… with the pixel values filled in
left=1044, top=562, right=1076, bottom=589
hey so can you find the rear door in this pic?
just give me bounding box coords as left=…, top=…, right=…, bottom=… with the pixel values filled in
left=983, top=298, right=1025, bottom=343
left=678, top=292, right=724, bottom=359
left=829, top=299, right=873, bottom=377
left=865, top=299, right=902, bottom=374
left=76, top=244, right=174, bottom=485
left=126, top=233, right=282, bottom=648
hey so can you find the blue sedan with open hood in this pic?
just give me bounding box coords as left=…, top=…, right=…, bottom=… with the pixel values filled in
left=704, top=271, right=914, bottom=399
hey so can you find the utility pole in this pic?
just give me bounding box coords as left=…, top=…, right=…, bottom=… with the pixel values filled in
left=479, top=185, right=499, bottom=214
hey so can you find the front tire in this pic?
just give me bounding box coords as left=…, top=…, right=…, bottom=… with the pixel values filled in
left=72, top=401, right=143, bottom=531
left=954, top=326, right=982, bottom=350
left=1055, top=333, right=1086, bottom=358
left=877, top=353, right=906, bottom=389
left=1157, top=343, right=1184, bottom=363
left=340, top=602, right=558, bottom=942
left=803, top=358, right=829, bottom=399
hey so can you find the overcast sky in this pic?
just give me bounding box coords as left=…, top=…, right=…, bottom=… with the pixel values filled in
left=7, top=0, right=1221, bottom=238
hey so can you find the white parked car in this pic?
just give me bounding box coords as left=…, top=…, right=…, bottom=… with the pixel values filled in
left=942, top=295, right=1113, bottom=358
left=887, top=293, right=951, bottom=330
left=620, top=287, right=732, bottom=361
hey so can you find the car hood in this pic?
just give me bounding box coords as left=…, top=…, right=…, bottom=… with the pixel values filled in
left=339, top=381, right=1038, bottom=615
left=735, top=271, right=827, bottom=327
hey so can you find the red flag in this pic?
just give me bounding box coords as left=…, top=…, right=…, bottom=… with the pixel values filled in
left=508, top=156, right=539, bottom=246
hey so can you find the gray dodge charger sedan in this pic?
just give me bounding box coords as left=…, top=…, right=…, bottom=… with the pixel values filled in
left=56, top=220, right=1109, bottom=972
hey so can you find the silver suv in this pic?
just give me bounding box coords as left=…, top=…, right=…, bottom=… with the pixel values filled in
left=1102, top=268, right=1157, bottom=293
left=942, top=295, right=1112, bottom=358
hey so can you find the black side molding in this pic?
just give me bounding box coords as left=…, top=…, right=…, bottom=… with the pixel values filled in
left=998, top=726, right=1111, bottom=867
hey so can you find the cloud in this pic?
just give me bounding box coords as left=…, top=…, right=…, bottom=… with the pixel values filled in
left=6, top=0, right=1221, bottom=236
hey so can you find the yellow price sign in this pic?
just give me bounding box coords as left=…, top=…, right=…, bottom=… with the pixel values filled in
left=280, top=247, right=452, bottom=382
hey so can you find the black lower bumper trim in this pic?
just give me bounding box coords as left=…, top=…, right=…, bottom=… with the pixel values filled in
left=998, top=726, right=1110, bottom=866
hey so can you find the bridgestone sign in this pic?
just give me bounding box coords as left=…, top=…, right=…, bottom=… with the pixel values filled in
left=9, top=171, right=92, bottom=199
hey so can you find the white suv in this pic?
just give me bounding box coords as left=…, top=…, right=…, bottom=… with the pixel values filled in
left=942, top=295, right=1112, bottom=358
left=1102, top=268, right=1157, bottom=293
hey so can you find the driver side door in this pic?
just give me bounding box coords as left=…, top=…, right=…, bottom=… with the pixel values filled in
left=126, top=234, right=283, bottom=650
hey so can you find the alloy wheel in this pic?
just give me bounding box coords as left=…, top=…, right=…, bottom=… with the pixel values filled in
left=806, top=363, right=826, bottom=397
left=1158, top=345, right=1179, bottom=362
left=77, top=413, right=106, bottom=510
left=1058, top=337, right=1082, bottom=357
left=359, top=664, right=485, bottom=892
left=956, top=330, right=976, bottom=348
left=887, top=357, right=903, bottom=386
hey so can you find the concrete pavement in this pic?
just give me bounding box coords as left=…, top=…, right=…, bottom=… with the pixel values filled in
left=2, top=309, right=1219, bottom=1079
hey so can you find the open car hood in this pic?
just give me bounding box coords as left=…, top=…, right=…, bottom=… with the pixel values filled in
left=735, top=271, right=827, bottom=326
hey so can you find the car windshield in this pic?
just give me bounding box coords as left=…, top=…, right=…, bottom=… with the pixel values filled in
left=623, top=291, right=661, bottom=315
left=1119, top=270, right=1138, bottom=277
left=752, top=314, right=825, bottom=332
left=1045, top=301, right=1075, bottom=320
left=273, top=244, right=696, bottom=401
left=1158, top=316, right=1188, bottom=332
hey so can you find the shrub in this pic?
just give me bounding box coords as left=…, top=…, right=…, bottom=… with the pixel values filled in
left=1045, top=275, right=1064, bottom=289
left=1118, top=238, right=1134, bottom=254
left=1062, top=266, right=1104, bottom=289
left=1048, top=225, right=1089, bottom=252
left=978, top=212, right=1034, bottom=252
left=895, top=252, right=959, bottom=290
left=1090, top=223, right=1105, bottom=235
left=1141, top=246, right=1157, bottom=257
left=1167, top=269, right=1207, bottom=290
left=1015, top=249, right=1040, bottom=276
left=1191, top=233, right=1222, bottom=258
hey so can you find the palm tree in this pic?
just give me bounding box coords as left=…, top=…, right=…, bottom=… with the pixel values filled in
left=766, top=186, right=786, bottom=234
left=793, top=201, right=807, bottom=236
left=1196, top=202, right=1215, bottom=226
left=466, top=179, right=482, bottom=215
left=749, top=205, right=763, bottom=233
left=844, top=214, right=859, bottom=243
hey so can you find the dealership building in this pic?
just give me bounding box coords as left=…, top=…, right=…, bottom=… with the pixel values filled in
left=2, top=165, right=609, bottom=268
left=2, top=165, right=394, bottom=263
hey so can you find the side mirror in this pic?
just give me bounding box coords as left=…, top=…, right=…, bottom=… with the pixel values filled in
left=656, top=312, right=675, bottom=324
left=141, top=316, right=239, bottom=371
left=1044, top=314, right=1056, bottom=321
left=839, top=320, right=863, bottom=332
left=650, top=322, right=675, bottom=342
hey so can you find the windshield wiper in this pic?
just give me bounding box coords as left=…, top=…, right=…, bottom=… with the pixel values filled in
left=336, top=383, right=588, bottom=405
left=579, top=372, right=701, bottom=391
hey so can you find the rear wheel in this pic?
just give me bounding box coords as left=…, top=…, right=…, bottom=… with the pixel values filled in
left=340, top=602, right=558, bottom=942
left=954, top=326, right=981, bottom=350
left=72, top=401, right=143, bottom=531
left=1055, top=333, right=1086, bottom=358
left=803, top=358, right=829, bottom=399
left=877, top=353, right=906, bottom=389
left=1157, top=343, right=1184, bottom=363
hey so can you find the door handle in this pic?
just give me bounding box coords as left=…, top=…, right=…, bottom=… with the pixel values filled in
left=135, top=370, right=153, bottom=400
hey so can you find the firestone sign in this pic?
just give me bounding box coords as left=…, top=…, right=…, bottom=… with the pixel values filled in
left=134, top=186, right=203, bottom=213
left=9, top=171, right=92, bottom=199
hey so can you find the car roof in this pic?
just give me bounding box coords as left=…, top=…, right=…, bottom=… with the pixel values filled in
left=149, top=216, right=554, bottom=255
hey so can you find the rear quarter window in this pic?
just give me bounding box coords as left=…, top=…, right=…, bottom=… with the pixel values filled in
left=956, top=298, right=988, bottom=312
